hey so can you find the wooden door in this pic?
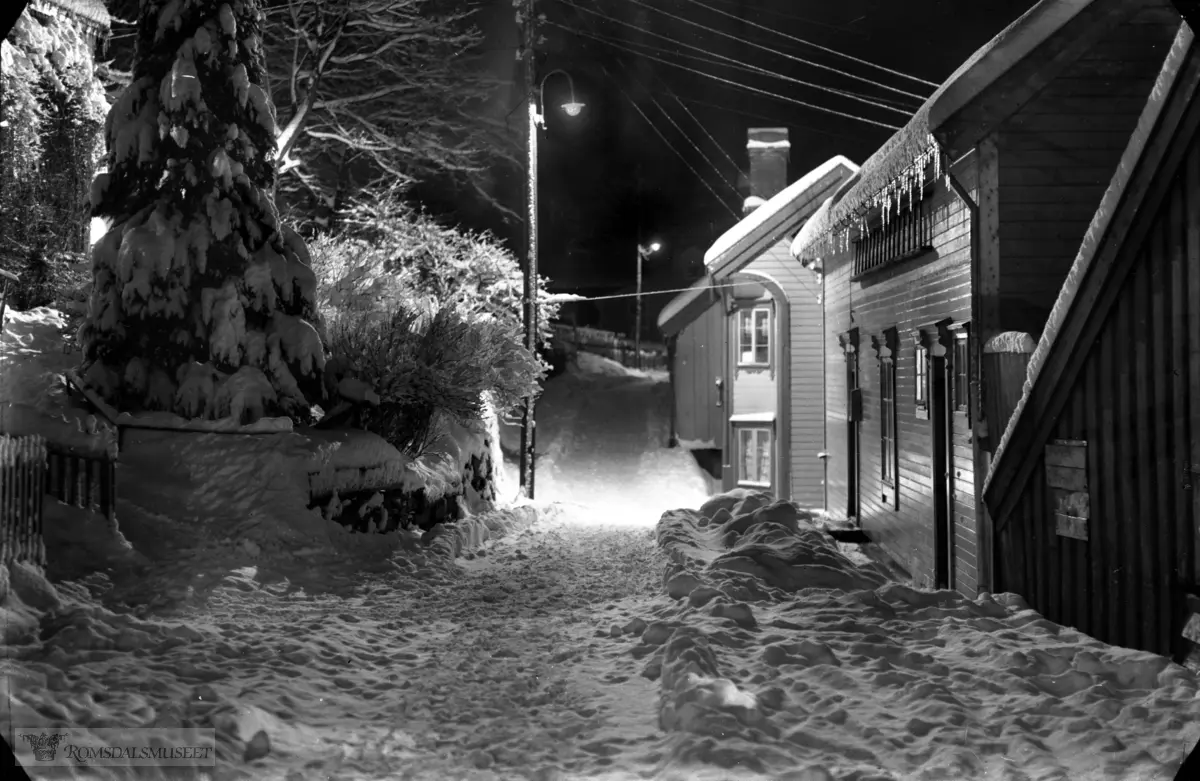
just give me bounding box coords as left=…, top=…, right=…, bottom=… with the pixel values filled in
left=931, top=351, right=955, bottom=589
left=847, top=348, right=861, bottom=520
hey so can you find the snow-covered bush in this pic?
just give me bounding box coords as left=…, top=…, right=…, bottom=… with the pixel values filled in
left=326, top=303, right=543, bottom=457
left=309, top=189, right=559, bottom=366
left=79, top=0, right=327, bottom=423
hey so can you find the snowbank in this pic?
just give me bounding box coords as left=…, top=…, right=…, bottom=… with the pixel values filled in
left=631, top=490, right=1200, bottom=779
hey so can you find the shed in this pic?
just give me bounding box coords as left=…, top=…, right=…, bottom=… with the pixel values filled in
left=983, top=23, right=1200, bottom=658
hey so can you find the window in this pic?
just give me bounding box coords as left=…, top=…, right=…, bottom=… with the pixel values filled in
left=852, top=181, right=936, bottom=278
left=880, top=358, right=896, bottom=486
left=953, top=330, right=970, bottom=415
left=738, top=305, right=771, bottom=366
left=737, top=426, right=773, bottom=487
left=873, top=327, right=899, bottom=508
left=914, top=343, right=929, bottom=418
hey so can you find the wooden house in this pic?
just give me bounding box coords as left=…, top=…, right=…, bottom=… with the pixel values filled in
left=983, top=18, right=1200, bottom=658
left=658, top=128, right=857, bottom=504
left=792, top=0, right=1182, bottom=595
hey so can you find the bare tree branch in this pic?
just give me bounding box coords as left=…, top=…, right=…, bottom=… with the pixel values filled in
left=262, top=0, right=521, bottom=229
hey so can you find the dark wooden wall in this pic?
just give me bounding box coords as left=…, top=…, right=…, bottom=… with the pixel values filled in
left=822, top=159, right=977, bottom=591
left=672, top=303, right=725, bottom=450
left=997, top=125, right=1200, bottom=657
left=745, top=241, right=827, bottom=508
left=995, top=5, right=1181, bottom=337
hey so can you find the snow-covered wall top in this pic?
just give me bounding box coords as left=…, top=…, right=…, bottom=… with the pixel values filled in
left=983, top=332, right=1036, bottom=354
left=791, top=0, right=1097, bottom=263
left=983, top=23, right=1192, bottom=495
left=704, top=156, right=859, bottom=271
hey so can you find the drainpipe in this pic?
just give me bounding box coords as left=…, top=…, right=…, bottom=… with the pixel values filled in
left=945, top=158, right=994, bottom=594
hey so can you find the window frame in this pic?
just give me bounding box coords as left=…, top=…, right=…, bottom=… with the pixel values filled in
left=914, top=342, right=929, bottom=420
left=872, top=328, right=900, bottom=510
left=952, top=328, right=970, bottom=417
left=736, top=304, right=773, bottom=368
left=735, top=424, right=773, bottom=488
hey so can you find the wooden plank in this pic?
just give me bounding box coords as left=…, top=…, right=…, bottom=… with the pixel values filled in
left=1119, top=278, right=1144, bottom=651
left=1170, top=151, right=1195, bottom=652
left=1045, top=464, right=1087, bottom=492
left=1190, top=108, right=1200, bottom=605
left=1133, top=243, right=1158, bottom=653
left=1051, top=488, right=1090, bottom=519
left=1150, top=208, right=1174, bottom=655
left=1084, top=353, right=1105, bottom=642
left=1045, top=443, right=1088, bottom=469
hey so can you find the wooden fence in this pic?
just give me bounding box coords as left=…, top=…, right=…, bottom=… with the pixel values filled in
left=551, top=323, right=669, bottom=371
left=1, top=434, right=47, bottom=567
left=45, top=442, right=117, bottom=523
left=0, top=432, right=118, bottom=570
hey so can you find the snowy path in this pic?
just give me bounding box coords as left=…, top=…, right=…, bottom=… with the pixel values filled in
left=499, top=352, right=712, bottom=525
left=6, top=508, right=682, bottom=781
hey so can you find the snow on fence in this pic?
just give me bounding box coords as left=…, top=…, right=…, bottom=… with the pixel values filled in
left=551, top=323, right=668, bottom=371
left=0, top=434, right=47, bottom=567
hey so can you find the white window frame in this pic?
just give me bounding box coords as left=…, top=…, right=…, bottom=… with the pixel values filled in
left=737, top=305, right=772, bottom=368
left=736, top=425, right=773, bottom=487
left=914, top=342, right=929, bottom=419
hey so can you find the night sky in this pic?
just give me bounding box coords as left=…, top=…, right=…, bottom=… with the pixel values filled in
left=30, top=0, right=1041, bottom=333
left=458, top=0, right=1041, bottom=333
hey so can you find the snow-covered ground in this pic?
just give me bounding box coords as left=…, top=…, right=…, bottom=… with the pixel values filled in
left=498, top=351, right=714, bottom=525
left=3, top=311, right=1198, bottom=779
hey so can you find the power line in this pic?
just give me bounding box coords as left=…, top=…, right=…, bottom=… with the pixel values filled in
left=555, top=1, right=915, bottom=116
left=604, top=67, right=742, bottom=221
left=695, top=0, right=868, bottom=35
left=672, top=93, right=880, bottom=143
left=623, top=0, right=929, bottom=102
left=614, top=59, right=742, bottom=199
left=667, top=89, right=741, bottom=173
left=592, top=27, right=920, bottom=113
left=678, top=0, right=939, bottom=88
left=548, top=21, right=902, bottom=131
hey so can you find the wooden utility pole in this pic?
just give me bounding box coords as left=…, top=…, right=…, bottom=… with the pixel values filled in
left=518, top=0, right=539, bottom=499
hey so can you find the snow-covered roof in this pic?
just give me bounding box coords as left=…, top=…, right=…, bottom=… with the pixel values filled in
left=657, top=276, right=720, bottom=337
left=704, top=156, right=858, bottom=277
left=790, top=190, right=840, bottom=261
left=790, top=0, right=1103, bottom=262
left=983, top=23, right=1193, bottom=495
left=30, top=0, right=111, bottom=30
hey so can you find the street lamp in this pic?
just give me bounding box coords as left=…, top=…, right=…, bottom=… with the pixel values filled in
left=635, top=240, right=663, bottom=370
left=536, top=69, right=586, bottom=128
left=519, top=67, right=585, bottom=501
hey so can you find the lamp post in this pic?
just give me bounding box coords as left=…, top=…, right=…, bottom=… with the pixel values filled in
left=634, top=241, right=662, bottom=370
left=518, top=61, right=585, bottom=501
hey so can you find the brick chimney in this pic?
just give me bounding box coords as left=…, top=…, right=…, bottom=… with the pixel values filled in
left=745, top=127, right=790, bottom=214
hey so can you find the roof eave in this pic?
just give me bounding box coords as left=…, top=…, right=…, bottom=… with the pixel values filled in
left=657, top=277, right=720, bottom=337
left=928, top=0, right=1141, bottom=159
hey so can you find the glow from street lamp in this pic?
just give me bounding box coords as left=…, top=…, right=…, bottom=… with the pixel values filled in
left=561, top=101, right=585, bottom=117
left=649, top=241, right=662, bottom=253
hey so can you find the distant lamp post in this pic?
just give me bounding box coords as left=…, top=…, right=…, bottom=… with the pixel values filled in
left=635, top=240, right=663, bottom=370
left=519, top=67, right=585, bottom=501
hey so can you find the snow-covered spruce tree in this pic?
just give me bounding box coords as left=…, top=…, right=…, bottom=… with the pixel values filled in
left=81, top=0, right=326, bottom=423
